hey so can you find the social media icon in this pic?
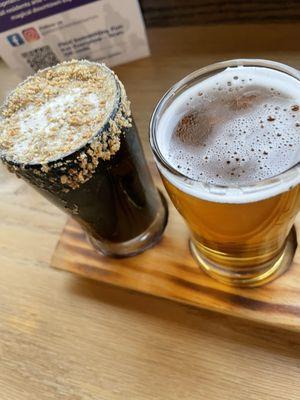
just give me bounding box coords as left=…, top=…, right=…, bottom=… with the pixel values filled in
left=22, top=27, right=40, bottom=43
left=7, top=33, right=24, bottom=47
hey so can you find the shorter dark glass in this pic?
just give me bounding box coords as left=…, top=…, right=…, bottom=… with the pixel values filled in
left=2, top=65, right=167, bottom=257
left=6, top=118, right=167, bottom=257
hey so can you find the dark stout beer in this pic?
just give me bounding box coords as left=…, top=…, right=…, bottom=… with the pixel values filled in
left=0, top=60, right=167, bottom=256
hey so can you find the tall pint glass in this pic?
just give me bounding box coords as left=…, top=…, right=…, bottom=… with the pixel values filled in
left=0, top=60, right=167, bottom=257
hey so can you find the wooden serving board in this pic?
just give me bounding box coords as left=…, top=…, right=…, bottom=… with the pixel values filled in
left=51, top=175, right=300, bottom=332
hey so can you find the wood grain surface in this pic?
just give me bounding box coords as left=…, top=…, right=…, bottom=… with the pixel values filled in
left=1, top=24, right=300, bottom=400
left=140, top=0, right=300, bottom=26
left=52, top=182, right=300, bottom=332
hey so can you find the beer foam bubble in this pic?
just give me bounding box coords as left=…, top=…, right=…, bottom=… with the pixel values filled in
left=0, top=60, right=118, bottom=164
left=157, top=66, right=300, bottom=202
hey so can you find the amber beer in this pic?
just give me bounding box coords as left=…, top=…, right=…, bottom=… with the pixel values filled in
left=150, top=59, right=300, bottom=286
left=163, top=178, right=300, bottom=270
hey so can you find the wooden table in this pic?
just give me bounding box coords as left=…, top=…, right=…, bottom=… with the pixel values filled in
left=1, top=25, right=300, bottom=400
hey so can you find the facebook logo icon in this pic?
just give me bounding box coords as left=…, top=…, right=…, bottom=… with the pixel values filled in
left=7, top=33, right=24, bottom=47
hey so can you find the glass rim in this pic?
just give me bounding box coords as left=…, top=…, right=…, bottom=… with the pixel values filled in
left=149, top=58, right=300, bottom=201
left=0, top=60, right=122, bottom=167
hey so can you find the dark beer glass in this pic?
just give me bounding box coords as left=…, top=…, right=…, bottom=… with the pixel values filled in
left=0, top=60, right=167, bottom=257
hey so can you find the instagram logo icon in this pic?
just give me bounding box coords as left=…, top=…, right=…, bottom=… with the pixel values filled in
left=22, top=27, right=40, bottom=43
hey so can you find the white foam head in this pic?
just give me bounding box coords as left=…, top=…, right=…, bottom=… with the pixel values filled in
left=0, top=60, right=118, bottom=164
left=156, top=65, right=300, bottom=203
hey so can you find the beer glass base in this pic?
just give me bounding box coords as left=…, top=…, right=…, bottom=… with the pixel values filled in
left=87, top=192, right=168, bottom=258
left=189, top=227, right=297, bottom=287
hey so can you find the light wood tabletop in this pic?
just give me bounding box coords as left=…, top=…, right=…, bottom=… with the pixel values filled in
left=1, top=24, right=300, bottom=400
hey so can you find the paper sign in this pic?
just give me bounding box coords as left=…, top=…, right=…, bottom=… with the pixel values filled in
left=0, top=0, right=150, bottom=77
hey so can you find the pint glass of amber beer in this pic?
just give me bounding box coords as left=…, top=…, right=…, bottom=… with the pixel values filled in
left=150, top=59, right=300, bottom=287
